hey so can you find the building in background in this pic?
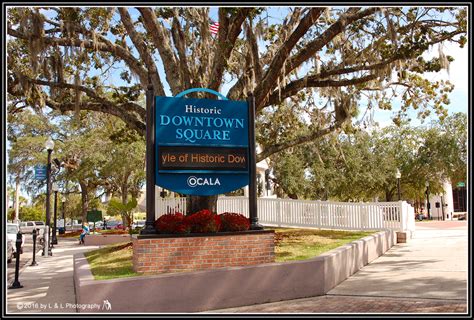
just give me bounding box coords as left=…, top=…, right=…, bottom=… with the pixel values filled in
left=452, top=185, right=467, bottom=213
left=428, top=180, right=467, bottom=220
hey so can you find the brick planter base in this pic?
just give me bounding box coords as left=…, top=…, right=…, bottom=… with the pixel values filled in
left=132, top=230, right=275, bottom=274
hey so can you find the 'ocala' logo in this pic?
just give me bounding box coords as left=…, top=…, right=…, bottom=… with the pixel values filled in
left=187, top=176, right=221, bottom=187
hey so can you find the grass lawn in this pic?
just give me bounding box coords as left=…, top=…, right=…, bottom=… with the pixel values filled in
left=84, top=242, right=138, bottom=280
left=271, top=228, right=375, bottom=262
left=84, top=228, right=375, bottom=279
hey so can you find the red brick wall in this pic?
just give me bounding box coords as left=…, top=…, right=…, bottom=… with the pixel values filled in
left=133, top=231, right=275, bottom=274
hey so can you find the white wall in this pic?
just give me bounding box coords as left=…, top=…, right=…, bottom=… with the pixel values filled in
left=428, top=180, right=454, bottom=220
left=428, top=195, right=444, bottom=220
left=442, top=180, right=455, bottom=219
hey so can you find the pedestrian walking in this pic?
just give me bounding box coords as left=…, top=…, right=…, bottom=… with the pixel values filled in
left=79, top=223, right=89, bottom=245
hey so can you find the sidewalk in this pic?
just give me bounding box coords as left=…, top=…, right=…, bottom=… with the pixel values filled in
left=6, top=239, right=99, bottom=314
left=210, top=221, right=468, bottom=313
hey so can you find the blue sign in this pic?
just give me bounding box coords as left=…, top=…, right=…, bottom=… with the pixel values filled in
left=34, top=165, right=47, bottom=180
left=155, top=95, right=249, bottom=195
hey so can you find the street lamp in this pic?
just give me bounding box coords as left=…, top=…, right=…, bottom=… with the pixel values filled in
left=425, top=181, right=430, bottom=220
left=51, top=182, right=59, bottom=245
left=43, top=137, right=54, bottom=256
left=61, top=198, right=66, bottom=234
left=395, top=169, right=401, bottom=201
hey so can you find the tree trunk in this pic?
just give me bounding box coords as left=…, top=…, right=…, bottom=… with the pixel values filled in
left=186, top=195, right=218, bottom=215
left=79, top=181, right=89, bottom=223
left=121, top=182, right=128, bottom=204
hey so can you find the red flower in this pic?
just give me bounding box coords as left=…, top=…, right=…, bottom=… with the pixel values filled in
left=218, top=212, right=250, bottom=232
left=154, top=212, right=190, bottom=234
left=185, top=209, right=221, bottom=233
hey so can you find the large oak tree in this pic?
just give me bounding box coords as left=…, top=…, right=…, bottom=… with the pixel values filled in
left=7, top=6, right=467, bottom=212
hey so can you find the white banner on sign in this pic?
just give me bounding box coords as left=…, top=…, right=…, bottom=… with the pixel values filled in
left=57, top=219, right=65, bottom=228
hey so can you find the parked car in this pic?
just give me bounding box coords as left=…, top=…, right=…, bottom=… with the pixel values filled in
left=19, top=221, right=36, bottom=234
left=105, top=220, right=117, bottom=229
left=7, top=239, right=14, bottom=263
left=88, top=221, right=103, bottom=231
left=106, top=221, right=124, bottom=230
left=7, top=223, right=25, bottom=254
left=132, top=220, right=145, bottom=230
left=66, top=220, right=83, bottom=231
left=19, top=221, right=45, bottom=236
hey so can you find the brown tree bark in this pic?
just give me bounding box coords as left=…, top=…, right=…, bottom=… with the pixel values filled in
left=186, top=195, right=218, bottom=215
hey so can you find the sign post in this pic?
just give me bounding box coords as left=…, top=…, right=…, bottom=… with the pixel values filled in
left=247, top=94, right=263, bottom=230
left=142, top=82, right=157, bottom=234
left=146, top=88, right=260, bottom=229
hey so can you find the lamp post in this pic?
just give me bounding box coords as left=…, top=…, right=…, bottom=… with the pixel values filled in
left=51, top=182, right=59, bottom=245
left=61, top=198, right=66, bottom=234
left=396, top=169, right=401, bottom=201
left=43, top=137, right=54, bottom=256
left=425, top=181, right=430, bottom=220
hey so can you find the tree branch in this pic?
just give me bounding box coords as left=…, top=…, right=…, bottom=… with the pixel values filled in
left=193, top=8, right=212, bottom=89
left=286, top=7, right=379, bottom=74
left=46, top=99, right=145, bottom=134
left=137, top=7, right=182, bottom=94
left=254, top=8, right=325, bottom=105
left=8, top=75, right=146, bottom=134
left=255, top=7, right=380, bottom=109
left=256, top=124, right=342, bottom=162
left=246, top=18, right=262, bottom=84
left=262, top=27, right=462, bottom=108
left=267, top=74, right=378, bottom=106
left=20, top=77, right=145, bottom=120
left=227, top=18, right=263, bottom=100
left=171, top=13, right=192, bottom=89
left=118, top=8, right=164, bottom=96
left=208, top=8, right=252, bottom=91
left=7, top=27, right=153, bottom=93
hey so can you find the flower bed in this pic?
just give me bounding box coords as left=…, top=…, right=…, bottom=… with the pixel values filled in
left=153, top=210, right=250, bottom=234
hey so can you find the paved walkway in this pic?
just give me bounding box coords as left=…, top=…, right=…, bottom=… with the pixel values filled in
left=211, top=221, right=468, bottom=314
left=6, top=239, right=99, bottom=314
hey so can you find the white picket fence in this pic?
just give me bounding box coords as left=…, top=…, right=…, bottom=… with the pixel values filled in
left=155, top=197, right=416, bottom=232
